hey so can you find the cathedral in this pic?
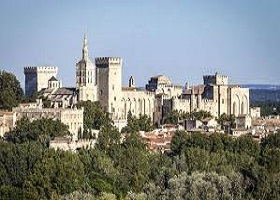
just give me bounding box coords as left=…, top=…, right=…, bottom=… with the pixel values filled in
left=24, top=36, right=250, bottom=126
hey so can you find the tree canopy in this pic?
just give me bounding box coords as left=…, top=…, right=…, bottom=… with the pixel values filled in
left=4, top=117, right=70, bottom=146
left=0, top=71, right=24, bottom=110
left=121, top=111, right=153, bottom=133
left=76, top=101, right=112, bottom=134
left=1, top=126, right=280, bottom=199
left=164, top=110, right=212, bottom=125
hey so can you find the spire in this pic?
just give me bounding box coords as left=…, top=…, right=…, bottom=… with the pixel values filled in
left=82, top=34, right=89, bottom=60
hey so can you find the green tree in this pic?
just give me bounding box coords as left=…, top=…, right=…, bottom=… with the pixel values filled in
left=0, top=71, right=24, bottom=110
left=122, top=113, right=153, bottom=133
left=216, top=113, right=236, bottom=131
left=4, top=117, right=70, bottom=146
left=114, top=133, right=151, bottom=193
left=260, top=131, right=280, bottom=150
left=97, top=124, right=121, bottom=154
left=76, top=101, right=112, bottom=133
left=163, top=110, right=181, bottom=124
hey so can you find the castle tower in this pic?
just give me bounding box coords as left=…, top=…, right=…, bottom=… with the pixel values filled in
left=95, top=57, right=123, bottom=118
left=24, top=66, right=58, bottom=96
left=76, top=35, right=97, bottom=101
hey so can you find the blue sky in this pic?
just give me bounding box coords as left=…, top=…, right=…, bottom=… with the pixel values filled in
left=0, top=0, right=279, bottom=88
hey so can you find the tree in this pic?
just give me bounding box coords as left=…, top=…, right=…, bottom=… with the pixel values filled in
left=164, top=110, right=212, bottom=125
left=121, top=113, right=153, bottom=133
left=114, top=133, right=151, bottom=193
left=190, top=110, right=212, bottom=120
left=162, top=171, right=245, bottom=200
left=260, top=131, right=280, bottom=150
left=76, top=101, right=112, bottom=133
left=97, top=124, right=121, bottom=153
left=4, top=117, right=70, bottom=146
left=0, top=71, right=24, bottom=110
left=216, top=113, right=236, bottom=131
left=163, top=110, right=181, bottom=124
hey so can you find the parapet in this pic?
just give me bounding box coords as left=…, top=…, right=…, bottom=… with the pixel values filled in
left=95, top=57, right=123, bottom=66
left=203, top=73, right=228, bottom=85
left=24, top=66, right=58, bottom=74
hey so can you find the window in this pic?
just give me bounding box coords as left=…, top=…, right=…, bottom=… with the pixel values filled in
left=114, top=96, right=116, bottom=101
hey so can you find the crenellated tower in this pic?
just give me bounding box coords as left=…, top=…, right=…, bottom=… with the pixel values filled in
left=24, top=66, right=58, bottom=96
left=95, top=57, right=123, bottom=118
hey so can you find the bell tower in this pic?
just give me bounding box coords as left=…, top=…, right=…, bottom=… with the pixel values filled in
left=76, top=35, right=97, bottom=101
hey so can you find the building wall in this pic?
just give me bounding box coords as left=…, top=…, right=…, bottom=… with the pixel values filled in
left=13, top=105, right=83, bottom=140
left=162, top=76, right=250, bottom=119
left=96, top=57, right=123, bottom=118
left=250, top=107, right=261, bottom=118
left=203, top=74, right=228, bottom=85
left=121, top=90, right=155, bottom=120
left=0, top=112, right=16, bottom=137
left=230, top=87, right=250, bottom=116
left=76, top=46, right=97, bottom=101
left=24, top=66, right=58, bottom=96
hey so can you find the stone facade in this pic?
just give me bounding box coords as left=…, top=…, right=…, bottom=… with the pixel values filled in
left=235, top=114, right=252, bottom=129
left=95, top=57, right=156, bottom=121
left=12, top=103, right=83, bottom=140
left=24, top=66, right=58, bottom=96
left=24, top=36, right=251, bottom=128
left=0, top=111, right=16, bottom=137
left=76, top=36, right=97, bottom=102
left=250, top=107, right=261, bottom=118
left=158, top=73, right=250, bottom=119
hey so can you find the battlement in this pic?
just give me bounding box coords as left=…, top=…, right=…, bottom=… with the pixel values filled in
left=24, top=66, right=58, bottom=73
left=203, top=73, right=228, bottom=85
left=172, top=96, right=190, bottom=103
left=201, top=99, right=214, bottom=104
left=173, top=85, right=183, bottom=89
left=144, top=91, right=156, bottom=96
left=95, top=57, right=122, bottom=65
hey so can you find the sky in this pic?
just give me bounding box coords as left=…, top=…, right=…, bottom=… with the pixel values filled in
left=0, top=0, right=279, bottom=89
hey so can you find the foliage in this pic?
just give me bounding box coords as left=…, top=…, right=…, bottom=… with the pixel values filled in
left=164, top=110, right=212, bottom=124
left=1, top=119, right=280, bottom=199
left=76, top=101, right=112, bottom=136
left=216, top=113, right=236, bottom=131
left=4, top=117, right=70, bottom=146
left=121, top=111, right=153, bottom=133
left=251, top=101, right=280, bottom=116
left=0, top=70, right=24, bottom=110
left=0, top=142, right=85, bottom=200
left=162, top=171, right=244, bottom=200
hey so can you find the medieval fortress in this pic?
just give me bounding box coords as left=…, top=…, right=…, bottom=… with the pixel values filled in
left=20, top=36, right=251, bottom=136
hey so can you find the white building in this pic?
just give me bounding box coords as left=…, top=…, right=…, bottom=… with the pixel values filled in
left=24, top=66, right=58, bottom=96
left=12, top=103, right=84, bottom=140
left=76, top=36, right=97, bottom=102
left=0, top=111, right=16, bottom=137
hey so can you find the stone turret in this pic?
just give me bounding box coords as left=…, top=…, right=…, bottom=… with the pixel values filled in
left=82, top=35, right=89, bottom=60
left=129, top=76, right=135, bottom=88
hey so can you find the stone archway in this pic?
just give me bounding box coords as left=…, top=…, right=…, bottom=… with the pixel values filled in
left=232, top=94, right=240, bottom=116
left=242, top=95, right=248, bottom=115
